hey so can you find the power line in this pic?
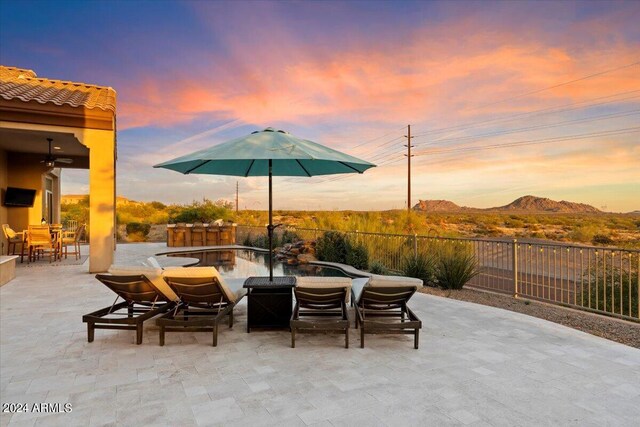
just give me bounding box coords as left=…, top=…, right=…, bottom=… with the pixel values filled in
left=466, top=60, right=640, bottom=111
left=411, top=89, right=640, bottom=138
left=414, top=127, right=640, bottom=156
left=413, top=109, right=640, bottom=147
left=340, top=125, right=406, bottom=151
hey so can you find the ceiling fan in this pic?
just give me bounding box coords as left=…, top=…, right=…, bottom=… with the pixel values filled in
left=41, top=138, right=73, bottom=167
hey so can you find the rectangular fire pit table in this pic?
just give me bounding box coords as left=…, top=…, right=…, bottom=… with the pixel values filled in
left=243, top=276, right=297, bottom=332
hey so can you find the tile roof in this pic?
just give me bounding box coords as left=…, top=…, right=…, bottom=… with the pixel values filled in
left=0, top=66, right=116, bottom=113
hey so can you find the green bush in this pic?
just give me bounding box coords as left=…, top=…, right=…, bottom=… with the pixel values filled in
left=250, top=234, right=270, bottom=249
left=346, top=242, right=369, bottom=270
left=125, top=222, right=151, bottom=242
left=280, top=229, right=301, bottom=245
left=435, top=247, right=480, bottom=290
left=369, top=260, right=389, bottom=275
left=315, top=231, right=348, bottom=263
left=242, top=233, right=253, bottom=247
left=126, top=222, right=151, bottom=236
left=168, top=199, right=232, bottom=223
left=400, top=252, right=436, bottom=286
left=592, top=234, right=613, bottom=245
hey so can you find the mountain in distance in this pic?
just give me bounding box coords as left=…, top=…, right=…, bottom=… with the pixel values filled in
left=494, top=195, right=600, bottom=213
left=412, top=200, right=466, bottom=212
left=413, top=195, right=601, bottom=213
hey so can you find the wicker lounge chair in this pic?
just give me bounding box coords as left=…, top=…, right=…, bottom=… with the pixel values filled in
left=158, top=267, right=246, bottom=346
left=83, top=267, right=180, bottom=345
left=351, top=276, right=423, bottom=349
left=291, top=277, right=351, bottom=348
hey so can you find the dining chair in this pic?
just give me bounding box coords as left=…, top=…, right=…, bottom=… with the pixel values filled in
left=27, top=225, right=56, bottom=263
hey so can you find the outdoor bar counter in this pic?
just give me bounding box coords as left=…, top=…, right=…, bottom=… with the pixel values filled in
left=166, top=223, right=236, bottom=247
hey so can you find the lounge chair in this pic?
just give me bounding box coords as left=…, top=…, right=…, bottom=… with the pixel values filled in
left=291, top=276, right=351, bottom=348
left=351, top=276, right=423, bottom=349
left=82, top=266, right=180, bottom=344
left=158, top=267, right=246, bottom=346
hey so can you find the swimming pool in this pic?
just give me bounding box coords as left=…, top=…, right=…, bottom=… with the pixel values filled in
left=167, top=249, right=353, bottom=280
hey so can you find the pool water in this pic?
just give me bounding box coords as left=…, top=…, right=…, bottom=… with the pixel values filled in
left=168, top=250, right=352, bottom=280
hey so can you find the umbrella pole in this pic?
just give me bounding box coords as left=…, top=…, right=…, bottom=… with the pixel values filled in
left=268, top=159, right=273, bottom=281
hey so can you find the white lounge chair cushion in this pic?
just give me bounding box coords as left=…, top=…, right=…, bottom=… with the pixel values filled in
left=107, top=265, right=180, bottom=302
left=296, top=276, right=352, bottom=303
left=368, top=275, right=422, bottom=288
left=351, top=275, right=422, bottom=303
left=161, top=266, right=245, bottom=303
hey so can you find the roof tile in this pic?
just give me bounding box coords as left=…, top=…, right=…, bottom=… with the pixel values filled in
left=0, top=65, right=116, bottom=112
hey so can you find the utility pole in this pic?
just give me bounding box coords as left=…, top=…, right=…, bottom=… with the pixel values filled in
left=404, top=124, right=414, bottom=213
left=235, top=181, right=239, bottom=213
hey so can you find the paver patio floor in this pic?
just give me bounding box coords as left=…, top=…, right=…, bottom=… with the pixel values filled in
left=1, top=244, right=639, bottom=426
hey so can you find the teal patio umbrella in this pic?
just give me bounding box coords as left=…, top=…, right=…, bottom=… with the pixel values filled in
left=154, top=127, right=376, bottom=281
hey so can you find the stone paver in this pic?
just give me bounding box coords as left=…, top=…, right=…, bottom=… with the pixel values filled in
left=1, top=243, right=639, bottom=426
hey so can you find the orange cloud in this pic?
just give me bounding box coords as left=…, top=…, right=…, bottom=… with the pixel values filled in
left=116, top=15, right=639, bottom=133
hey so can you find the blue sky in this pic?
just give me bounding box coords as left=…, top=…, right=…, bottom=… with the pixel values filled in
left=2, top=0, right=639, bottom=211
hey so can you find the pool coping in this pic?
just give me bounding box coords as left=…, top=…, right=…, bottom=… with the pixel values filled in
left=155, top=245, right=388, bottom=280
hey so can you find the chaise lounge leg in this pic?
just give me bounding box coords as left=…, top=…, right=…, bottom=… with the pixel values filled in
left=291, top=329, right=296, bottom=348
left=212, top=323, right=218, bottom=347
left=136, top=323, right=143, bottom=345
left=360, top=326, right=365, bottom=348
left=87, top=322, right=95, bottom=343
left=345, top=327, right=349, bottom=349
left=414, top=329, right=419, bottom=349
left=159, top=326, right=165, bottom=346
left=229, top=309, right=233, bottom=328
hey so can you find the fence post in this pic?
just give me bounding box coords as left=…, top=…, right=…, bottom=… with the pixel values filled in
left=512, top=239, right=518, bottom=298
left=414, top=234, right=418, bottom=257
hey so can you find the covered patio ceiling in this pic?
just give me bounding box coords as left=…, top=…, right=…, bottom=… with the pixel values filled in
left=0, top=128, right=89, bottom=168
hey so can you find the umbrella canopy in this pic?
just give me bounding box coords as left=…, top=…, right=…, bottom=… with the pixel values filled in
left=154, top=127, right=376, bottom=280
left=154, top=127, right=374, bottom=177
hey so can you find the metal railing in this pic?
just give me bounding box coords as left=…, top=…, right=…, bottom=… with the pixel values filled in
left=236, top=225, right=639, bottom=322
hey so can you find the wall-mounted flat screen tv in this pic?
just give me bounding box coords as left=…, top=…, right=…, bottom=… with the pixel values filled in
left=3, top=187, right=37, bottom=207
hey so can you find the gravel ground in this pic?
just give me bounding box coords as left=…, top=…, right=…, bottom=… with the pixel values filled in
left=419, top=286, right=640, bottom=349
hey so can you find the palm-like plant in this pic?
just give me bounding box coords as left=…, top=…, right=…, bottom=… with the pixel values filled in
left=436, top=248, right=480, bottom=290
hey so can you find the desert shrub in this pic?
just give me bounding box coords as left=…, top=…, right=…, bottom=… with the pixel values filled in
left=148, top=211, right=170, bottom=225
left=242, top=234, right=253, bottom=247
left=505, top=218, right=525, bottom=228
left=435, top=247, right=480, bottom=290
left=369, top=260, right=389, bottom=275
left=346, top=242, right=369, bottom=270
left=569, top=225, right=598, bottom=243
left=592, top=234, right=613, bottom=245
left=250, top=234, right=269, bottom=249
left=126, top=222, right=151, bottom=236
left=150, top=201, right=166, bottom=210
left=579, top=260, right=638, bottom=318
left=280, top=229, right=301, bottom=245
left=400, top=252, right=436, bottom=286
left=168, top=199, right=232, bottom=223
left=316, top=231, right=348, bottom=263
left=125, top=222, right=151, bottom=242
left=62, top=202, right=89, bottom=227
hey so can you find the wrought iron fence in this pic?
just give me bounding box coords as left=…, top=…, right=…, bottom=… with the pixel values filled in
left=236, top=225, right=639, bottom=321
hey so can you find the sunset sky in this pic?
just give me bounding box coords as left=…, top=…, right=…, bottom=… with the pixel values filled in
left=1, top=0, right=638, bottom=211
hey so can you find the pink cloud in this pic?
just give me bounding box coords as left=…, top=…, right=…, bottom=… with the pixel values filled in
left=116, top=13, right=639, bottom=132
